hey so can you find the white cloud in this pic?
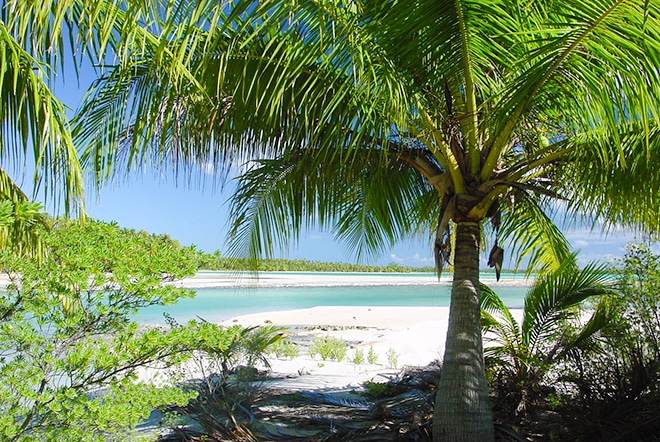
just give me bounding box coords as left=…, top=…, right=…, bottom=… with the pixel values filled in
left=389, top=252, right=434, bottom=267
left=411, top=253, right=434, bottom=265
left=564, top=226, right=636, bottom=246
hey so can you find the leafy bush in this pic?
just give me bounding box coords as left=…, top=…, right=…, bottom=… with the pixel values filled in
left=481, top=258, right=615, bottom=416
left=386, top=348, right=399, bottom=369
left=162, top=318, right=284, bottom=439
left=361, top=381, right=403, bottom=400
left=0, top=219, right=201, bottom=441
left=556, top=244, right=660, bottom=440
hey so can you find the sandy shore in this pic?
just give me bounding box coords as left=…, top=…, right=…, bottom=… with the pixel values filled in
left=214, top=305, right=523, bottom=391
left=175, top=271, right=445, bottom=288
left=174, top=270, right=533, bottom=289
left=220, top=306, right=451, bottom=391
left=0, top=270, right=533, bottom=289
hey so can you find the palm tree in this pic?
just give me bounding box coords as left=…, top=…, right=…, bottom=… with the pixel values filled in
left=75, top=1, right=660, bottom=439
left=0, top=0, right=196, bottom=255
left=481, top=258, right=614, bottom=417
left=0, top=13, right=81, bottom=255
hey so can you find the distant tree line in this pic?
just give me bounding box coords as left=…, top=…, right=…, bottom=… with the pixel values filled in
left=195, top=250, right=436, bottom=273
left=194, top=250, right=530, bottom=274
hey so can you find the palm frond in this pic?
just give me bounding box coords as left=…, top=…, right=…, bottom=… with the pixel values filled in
left=226, top=146, right=428, bottom=264
left=559, top=119, right=660, bottom=233
left=481, top=284, right=524, bottom=367
left=0, top=25, right=84, bottom=216
left=0, top=198, right=47, bottom=259
left=554, top=299, right=612, bottom=362
left=75, top=1, right=416, bottom=190
left=497, top=195, right=572, bottom=275
left=522, top=259, right=614, bottom=355
left=485, top=0, right=660, bottom=179
left=481, top=283, right=521, bottom=338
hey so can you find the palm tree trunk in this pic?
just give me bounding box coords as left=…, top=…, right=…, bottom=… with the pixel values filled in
left=433, top=221, right=494, bottom=441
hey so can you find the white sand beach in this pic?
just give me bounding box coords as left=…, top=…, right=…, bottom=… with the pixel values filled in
left=173, top=270, right=533, bottom=289
left=217, top=305, right=522, bottom=392
left=219, top=305, right=453, bottom=390
left=162, top=271, right=527, bottom=390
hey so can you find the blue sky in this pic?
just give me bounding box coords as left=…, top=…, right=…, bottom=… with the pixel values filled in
left=12, top=61, right=642, bottom=268
left=78, top=171, right=640, bottom=268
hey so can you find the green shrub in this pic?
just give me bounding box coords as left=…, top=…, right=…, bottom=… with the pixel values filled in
left=269, top=339, right=300, bottom=359
left=386, top=348, right=399, bottom=369
left=351, top=348, right=365, bottom=365
left=553, top=244, right=660, bottom=440
left=308, top=335, right=347, bottom=361
left=361, top=381, right=403, bottom=399
left=0, top=219, right=201, bottom=441
left=367, top=346, right=378, bottom=364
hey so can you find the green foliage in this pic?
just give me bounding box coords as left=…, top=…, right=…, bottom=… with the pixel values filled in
left=361, top=381, right=403, bottom=400
left=616, top=243, right=660, bottom=360
left=161, top=317, right=284, bottom=439
left=351, top=348, right=365, bottom=365
left=308, top=336, right=348, bottom=362
left=553, top=243, right=660, bottom=439
left=481, top=258, right=616, bottom=414
left=367, top=347, right=378, bottom=365
left=0, top=200, right=47, bottom=259
left=0, top=23, right=84, bottom=218
left=0, top=219, right=202, bottom=441
left=386, top=348, right=399, bottom=369
left=269, top=338, right=300, bottom=359
left=170, top=317, right=285, bottom=382
left=195, top=251, right=436, bottom=273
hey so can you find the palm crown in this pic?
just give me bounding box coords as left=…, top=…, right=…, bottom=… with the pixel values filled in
left=79, top=1, right=660, bottom=268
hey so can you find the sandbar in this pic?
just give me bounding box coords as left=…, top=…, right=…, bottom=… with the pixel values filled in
left=174, top=270, right=533, bottom=289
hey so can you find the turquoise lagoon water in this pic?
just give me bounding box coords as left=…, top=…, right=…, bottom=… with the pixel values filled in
left=136, top=272, right=530, bottom=325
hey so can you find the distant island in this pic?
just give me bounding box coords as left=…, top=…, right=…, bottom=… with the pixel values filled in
left=196, top=252, right=435, bottom=273
left=196, top=251, right=514, bottom=274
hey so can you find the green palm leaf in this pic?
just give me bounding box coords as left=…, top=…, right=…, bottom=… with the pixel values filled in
left=226, top=145, right=429, bottom=264
left=0, top=25, right=83, bottom=216
left=559, top=120, right=660, bottom=232
left=497, top=196, right=572, bottom=274
left=522, top=259, right=615, bottom=355
left=481, top=284, right=526, bottom=376
left=482, top=258, right=617, bottom=402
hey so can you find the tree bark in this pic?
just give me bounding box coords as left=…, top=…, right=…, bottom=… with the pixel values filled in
left=433, top=221, right=494, bottom=441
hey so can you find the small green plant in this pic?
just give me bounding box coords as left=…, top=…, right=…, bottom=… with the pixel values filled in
left=547, top=393, right=563, bottom=408
left=308, top=335, right=347, bottom=361
left=361, top=381, right=403, bottom=399
left=367, top=346, right=378, bottom=364
left=351, top=347, right=365, bottom=365
left=269, top=338, right=300, bottom=359
left=386, top=348, right=399, bottom=369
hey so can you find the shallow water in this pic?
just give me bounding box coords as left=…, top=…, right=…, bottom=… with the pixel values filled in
left=136, top=272, right=529, bottom=325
